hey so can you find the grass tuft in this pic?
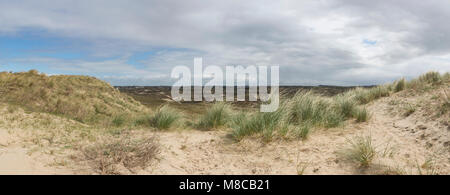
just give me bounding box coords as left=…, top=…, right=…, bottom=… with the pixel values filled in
left=150, top=106, right=181, bottom=130
left=335, top=95, right=357, bottom=118
left=83, top=136, right=159, bottom=175
left=394, top=78, right=406, bottom=92
left=344, top=135, right=376, bottom=167
left=112, top=114, right=127, bottom=127
left=292, top=124, right=311, bottom=140
left=196, top=102, right=231, bottom=130
left=231, top=109, right=284, bottom=141
left=287, top=92, right=344, bottom=127
left=353, top=107, right=369, bottom=123
left=403, top=104, right=416, bottom=117
left=419, top=71, right=442, bottom=85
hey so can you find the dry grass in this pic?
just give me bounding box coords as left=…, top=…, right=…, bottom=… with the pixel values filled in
left=403, top=104, right=416, bottom=117
left=439, top=89, right=449, bottom=115
left=378, top=166, right=407, bottom=175
left=347, top=85, right=390, bottom=105
left=414, top=157, right=441, bottom=175
left=82, top=136, right=159, bottom=174
left=407, top=71, right=448, bottom=91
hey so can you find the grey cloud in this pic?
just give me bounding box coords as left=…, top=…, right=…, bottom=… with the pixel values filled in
left=0, top=0, right=449, bottom=85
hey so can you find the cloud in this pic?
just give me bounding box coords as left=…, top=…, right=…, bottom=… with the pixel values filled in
left=0, top=0, right=449, bottom=85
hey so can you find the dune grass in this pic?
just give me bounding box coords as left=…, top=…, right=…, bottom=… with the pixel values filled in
left=287, top=92, right=332, bottom=126
left=111, top=114, right=127, bottom=127
left=440, top=90, right=449, bottom=115
left=2, top=70, right=448, bottom=142
left=407, top=71, right=448, bottom=91
left=335, top=95, right=357, bottom=119
left=196, top=102, right=232, bottom=130
left=394, top=78, right=406, bottom=92
left=344, top=135, right=377, bottom=167
left=230, top=91, right=365, bottom=140
left=227, top=71, right=450, bottom=141
left=150, top=106, right=182, bottom=130
left=349, top=85, right=390, bottom=105
left=292, top=123, right=311, bottom=140
left=231, top=109, right=286, bottom=141
left=353, top=107, right=369, bottom=122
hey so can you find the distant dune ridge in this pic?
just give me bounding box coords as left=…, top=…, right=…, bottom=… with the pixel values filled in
left=0, top=70, right=147, bottom=124
left=0, top=70, right=448, bottom=175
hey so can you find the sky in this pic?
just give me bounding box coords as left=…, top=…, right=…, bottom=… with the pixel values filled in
left=0, top=0, right=449, bottom=86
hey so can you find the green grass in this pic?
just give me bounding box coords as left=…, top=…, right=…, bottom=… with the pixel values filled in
left=349, top=85, right=390, bottom=105
left=196, top=102, right=231, bottom=130
left=335, top=95, right=356, bottom=118
left=353, top=107, right=369, bottom=122
left=403, top=104, right=416, bottom=117
left=287, top=92, right=340, bottom=126
left=344, top=135, right=377, bottom=167
left=292, top=124, right=311, bottom=140
left=416, top=158, right=440, bottom=175
left=3, top=70, right=448, bottom=144
left=287, top=92, right=348, bottom=128
left=150, top=106, right=182, bottom=130
left=7, top=104, right=19, bottom=113
left=419, top=71, right=442, bottom=85
left=229, top=90, right=376, bottom=141
left=111, top=114, right=127, bottom=127
left=231, top=109, right=285, bottom=141
left=133, top=115, right=152, bottom=127
left=407, top=71, right=447, bottom=91
left=441, top=101, right=449, bottom=115
left=323, top=110, right=344, bottom=128
left=394, top=78, right=406, bottom=92
left=350, top=88, right=372, bottom=104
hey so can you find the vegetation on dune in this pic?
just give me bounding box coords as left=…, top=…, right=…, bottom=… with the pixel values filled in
left=292, top=124, right=311, bottom=140
left=353, top=107, right=369, bottom=122
left=1, top=70, right=448, bottom=142
left=348, top=85, right=390, bottom=105
left=0, top=70, right=147, bottom=125
left=0, top=69, right=449, bottom=174
left=440, top=90, right=449, bottom=115
left=231, top=108, right=286, bottom=141
left=83, top=136, right=159, bottom=174
left=394, top=78, right=406, bottom=92
left=229, top=71, right=449, bottom=141
left=343, top=135, right=377, bottom=167
left=149, top=105, right=182, bottom=130
left=407, top=71, right=448, bottom=91
left=196, top=102, right=232, bottom=130
left=230, top=91, right=369, bottom=141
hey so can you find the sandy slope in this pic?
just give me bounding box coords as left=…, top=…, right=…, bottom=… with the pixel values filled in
left=145, top=89, right=449, bottom=175
left=0, top=129, right=73, bottom=175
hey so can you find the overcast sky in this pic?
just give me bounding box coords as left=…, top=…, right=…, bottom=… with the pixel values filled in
left=0, top=0, right=449, bottom=86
